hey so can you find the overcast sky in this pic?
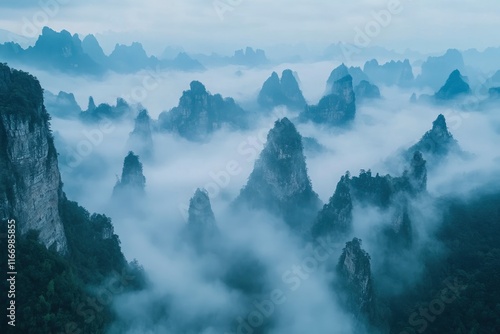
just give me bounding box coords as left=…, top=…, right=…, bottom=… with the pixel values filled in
left=0, top=0, right=499, bottom=55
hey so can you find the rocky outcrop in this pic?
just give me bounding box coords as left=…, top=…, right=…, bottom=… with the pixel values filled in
left=0, top=63, right=67, bottom=252
left=337, top=238, right=377, bottom=322
left=311, top=175, right=352, bottom=238
left=434, top=70, right=471, bottom=100
left=257, top=69, right=307, bottom=110
left=186, top=189, right=218, bottom=246
left=301, top=74, right=356, bottom=126
left=354, top=80, right=381, bottom=101
left=128, top=109, right=153, bottom=160
left=81, top=97, right=132, bottom=123
left=407, top=114, right=461, bottom=161
left=235, top=118, right=321, bottom=230
left=158, top=81, right=248, bottom=141
left=112, top=151, right=146, bottom=198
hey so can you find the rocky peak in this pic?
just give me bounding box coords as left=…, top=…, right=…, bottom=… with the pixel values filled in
left=354, top=80, right=381, bottom=101
left=235, top=118, right=321, bottom=230
left=258, top=69, right=306, bottom=110
left=311, top=174, right=353, bottom=238
left=326, top=63, right=349, bottom=90
left=128, top=109, right=153, bottom=160
left=300, top=74, right=356, bottom=126
left=408, top=114, right=460, bottom=159
left=337, top=238, right=375, bottom=320
left=417, top=49, right=465, bottom=89
left=434, top=69, right=471, bottom=100
left=87, top=96, right=96, bottom=112
left=0, top=63, right=67, bottom=252
left=188, top=188, right=217, bottom=233
left=408, top=151, right=427, bottom=193
left=158, top=81, right=247, bottom=141
left=113, top=151, right=146, bottom=197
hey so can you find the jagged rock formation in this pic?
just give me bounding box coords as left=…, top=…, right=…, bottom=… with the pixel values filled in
left=257, top=69, right=306, bottom=110
left=0, top=63, right=67, bottom=252
left=312, top=153, right=426, bottom=240
left=112, top=151, right=146, bottom=198
left=354, top=80, right=381, bottom=101
left=301, top=73, right=356, bottom=126
left=363, top=59, right=414, bottom=87
left=337, top=238, right=377, bottom=323
left=235, top=118, right=321, bottom=230
left=81, top=97, right=132, bottom=122
left=44, top=90, right=82, bottom=119
left=416, top=49, right=465, bottom=89
left=434, top=70, right=471, bottom=100
left=312, top=174, right=352, bottom=238
left=407, top=114, right=461, bottom=161
left=0, top=27, right=103, bottom=75
left=185, top=189, right=218, bottom=247
left=127, top=109, right=153, bottom=160
left=158, top=81, right=248, bottom=141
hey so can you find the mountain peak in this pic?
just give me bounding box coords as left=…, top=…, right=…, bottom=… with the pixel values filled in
left=235, top=118, right=321, bottom=230
left=188, top=188, right=217, bottom=230
left=434, top=69, right=471, bottom=100
left=257, top=69, right=306, bottom=110
left=113, top=151, right=146, bottom=197
left=189, top=80, right=207, bottom=95
left=407, top=114, right=460, bottom=161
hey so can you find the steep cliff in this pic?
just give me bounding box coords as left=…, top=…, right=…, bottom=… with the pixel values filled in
left=128, top=109, right=153, bottom=160
left=258, top=69, right=307, bottom=110
left=0, top=63, right=67, bottom=252
left=235, top=117, right=321, bottom=230
left=337, top=238, right=378, bottom=325
left=158, top=81, right=248, bottom=141
left=113, top=151, right=146, bottom=198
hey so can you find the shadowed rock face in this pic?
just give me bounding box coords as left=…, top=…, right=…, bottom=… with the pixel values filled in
left=434, top=69, right=471, bottom=100
left=235, top=117, right=321, bottom=230
left=258, top=69, right=307, bottom=110
left=407, top=114, right=461, bottom=161
left=337, top=238, right=376, bottom=321
left=0, top=63, right=67, bottom=252
left=301, top=74, right=356, bottom=126
left=128, top=109, right=153, bottom=160
left=354, top=80, right=381, bottom=101
left=158, top=81, right=248, bottom=142
left=186, top=189, right=218, bottom=245
left=113, top=151, right=146, bottom=198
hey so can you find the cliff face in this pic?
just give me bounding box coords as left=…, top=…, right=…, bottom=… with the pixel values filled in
left=113, top=151, right=146, bottom=198
left=158, top=81, right=247, bottom=141
left=235, top=118, right=321, bottom=230
left=0, top=63, right=67, bottom=252
left=258, top=69, right=307, bottom=110
left=337, top=238, right=376, bottom=321
left=128, top=109, right=153, bottom=160
left=300, top=74, right=356, bottom=126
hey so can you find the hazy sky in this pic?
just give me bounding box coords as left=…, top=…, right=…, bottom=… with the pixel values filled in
left=1, top=0, right=499, bottom=56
